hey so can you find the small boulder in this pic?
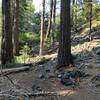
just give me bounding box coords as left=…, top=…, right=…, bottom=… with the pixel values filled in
left=96, top=48, right=100, bottom=55
left=32, top=85, right=42, bottom=91
left=38, top=74, right=45, bottom=79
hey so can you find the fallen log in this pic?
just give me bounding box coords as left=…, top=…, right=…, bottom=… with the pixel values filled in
left=0, top=66, right=30, bottom=76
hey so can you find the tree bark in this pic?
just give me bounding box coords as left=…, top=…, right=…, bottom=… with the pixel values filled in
left=89, top=0, right=92, bottom=41
left=39, top=0, right=45, bottom=56
left=1, top=0, right=14, bottom=65
left=52, top=0, right=56, bottom=24
left=58, top=0, right=73, bottom=67
left=51, top=0, right=57, bottom=46
left=13, top=0, right=19, bottom=55
left=71, top=0, right=75, bottom=27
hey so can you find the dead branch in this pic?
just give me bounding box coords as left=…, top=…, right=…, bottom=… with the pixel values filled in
left=27, top=91, right=57, bottom=97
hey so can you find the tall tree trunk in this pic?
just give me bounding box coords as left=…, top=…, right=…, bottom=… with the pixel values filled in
left=1, top=0, right=14, bottom=65
left=39, top=0, right=45, bottom=56
left=52, top=0, right=56, bottom=24
left=71, top=0, right=75, bottom=27
left=89, top=0, right=92, bottom=41
left=58, top=0, right=73, bottom=67
left=13, top=0, right=19, bottom=55
left=75, top=0, right=77, bottom=27
left=46, top=0, right=53, bottom=39
left=51, top=0, right=57, bottom=46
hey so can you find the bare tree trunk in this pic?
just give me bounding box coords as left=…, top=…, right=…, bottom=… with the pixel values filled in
left=52, top=0, right=56, bottom=24
left=58, top=0, right=73, bottom=67
left=75, top=0, right=77, bottom=28
left=39, top=0, right=45, bottom=56
left=89, top=0, right=92, bottom=41
left=13, top=0, right=19, bottom=55
left=71, top=0, right=75, bottom=27
left=51, top=0, right=57, bottom=46
left=1, top=0, right=14, bottom=65
left=46, top=0, right=53, bottom=39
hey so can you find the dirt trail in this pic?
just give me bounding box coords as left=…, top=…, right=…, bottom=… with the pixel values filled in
left=5, top=56, right=99, bottom=100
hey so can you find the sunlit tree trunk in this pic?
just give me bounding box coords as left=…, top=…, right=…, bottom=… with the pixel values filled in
left=1, top=0, right=14, bottom=65
left=58, top=0, right=73, bottom=67
left=46, top=0, right=53, bottom=39
left=39, top=0, right=45, bottom=56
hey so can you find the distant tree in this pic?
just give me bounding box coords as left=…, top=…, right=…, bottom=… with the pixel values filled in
left=13, top=0, right=20, bottom=55
left=83, top=0, right=93, bottom=40
left=89, top=0, right=92, bottom=41
left=71, top=0, right=75, bottom=26
left=19, top=0, right=35, bottom=32
left=52, top=0, right=56, bottom=24
left=1, top=0, right=14, bottom=65
left=58, top=0, right=73, bottom=67
left=51, top=0, right=57, bottom=46
left=46, top=0, right=53, bottom=39
left=39, top=0, right=45, bottom=56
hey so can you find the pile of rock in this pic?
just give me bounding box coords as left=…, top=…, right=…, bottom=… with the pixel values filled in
left=91, top=74, right=100, bottom=87
left=58, top=70, right=88, bottom=87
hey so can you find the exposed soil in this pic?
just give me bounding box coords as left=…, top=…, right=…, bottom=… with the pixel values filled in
left=0, top=28, right=100, bottom=100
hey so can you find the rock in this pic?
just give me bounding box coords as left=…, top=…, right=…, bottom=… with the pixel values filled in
left=91, top=74, right=100, bottom=87
left=45, top=69, right=51, bottom=73
left=58, top=72, right=75, bottom=86
left=92, top=47, right=100, bottom=55
left=32, top=85, right=42, bottom=91
left=38, top=74, right=45, bottom=79
left=91, top=74, right=100, bottom=82
left=60, top=77, right=75, bottom=86
left=46, top=74, right=56, bottom=79
left=58, top=70, right=87, bottom=86
left=96, top=48, right=100, bottom=55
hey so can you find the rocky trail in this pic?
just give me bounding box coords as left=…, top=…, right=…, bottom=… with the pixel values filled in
left=0, top=29, right=100, bottom=100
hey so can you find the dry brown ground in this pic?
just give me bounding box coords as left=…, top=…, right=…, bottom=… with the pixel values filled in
left=1, top=55, right=98, bottom=100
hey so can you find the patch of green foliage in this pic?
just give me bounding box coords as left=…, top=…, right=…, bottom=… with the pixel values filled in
left=16, top=44, right=31, bottom=64
left=19, top=32, right=40, bottom=46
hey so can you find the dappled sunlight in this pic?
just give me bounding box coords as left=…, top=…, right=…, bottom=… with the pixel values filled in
left=92, top=20, right=100, bottom=27
left=57, top=90, right=76, bottom=96
left=72, top=39, right=100, bottom=55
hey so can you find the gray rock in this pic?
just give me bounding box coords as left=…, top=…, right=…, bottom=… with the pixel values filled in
left=92, top=47, right=100, bottom=55
left=32, top=85, right=42, bottom=91
left=58, top=70, right=88, bottom=86
left=96, top=48, right=100, bottom=55
left=38, top=74, right=45, bottom=79
left=46, top=73, right=56, bottom=79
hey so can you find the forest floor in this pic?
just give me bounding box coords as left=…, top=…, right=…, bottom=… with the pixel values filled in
left=0, top=27, right=100, bottom=100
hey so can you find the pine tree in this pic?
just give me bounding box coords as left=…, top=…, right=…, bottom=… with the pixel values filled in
left=58, top=0, right=73, bottom=67
left=39, top=0, right=45, bottom=56
left=1, top=0, right=14, bottom=65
